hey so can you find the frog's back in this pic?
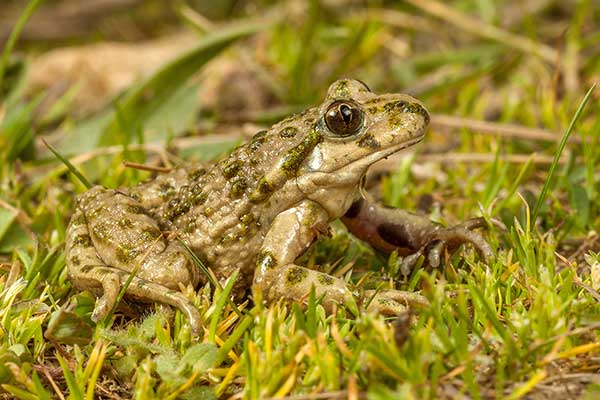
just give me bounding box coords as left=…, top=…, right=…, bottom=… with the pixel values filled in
left=134, top=110, right=321, bottom=288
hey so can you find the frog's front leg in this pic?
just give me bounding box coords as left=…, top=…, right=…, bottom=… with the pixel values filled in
left=341, top=194, right=495, bottom=274
left=252, top=200, right=426, bottom=315
left=252, top=200, right=360, bottom=313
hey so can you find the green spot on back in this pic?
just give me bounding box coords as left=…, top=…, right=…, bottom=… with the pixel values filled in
left=280, top=128, right=322, bottom=177
left=357, top=133, right=380, bottom=149
left=80, top=265, right=96, bottom=273
left=279, top=126, right=298, bottom=138
left=223, top=159, right=244, bottom=179
left=250, top=177, right=275, bottom=203
left=286, top=267, right=308, bottom=285
left=71, top=213, right=86, bottom=226
left=116, top=245, right=139, bottom=263
left=73, top=234, right=92, bottom=247
left=248, top=130, right=268, bottom=152
left=159, top=182, right=175, bottom=199
left=118, top=218, right=134, bottom=229
left=126, top=204, right=149, bottom=215
left=141, top=227, right=161, bottom=241
left=256, top=250, right=277, bottom=271
left=317, top=274, right=334, bottom=286
left=188, top=167, right=207, bottom=181
left=229, top=177, right=248, bottom=198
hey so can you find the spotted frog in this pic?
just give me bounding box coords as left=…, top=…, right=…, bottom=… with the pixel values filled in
left=66, top=79, right=493, bottom=333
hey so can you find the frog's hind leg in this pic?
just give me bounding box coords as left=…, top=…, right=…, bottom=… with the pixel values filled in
left=66, top=209, right=202, bottom=334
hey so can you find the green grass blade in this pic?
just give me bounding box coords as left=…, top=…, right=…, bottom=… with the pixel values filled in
left=215, top=315, right=253, bottom=366
left=1, top=385, right=39, bottom=400
left=209, top=270, right=239, bottom=343
left=531, top=84, right=596, bottom=225
left=56, top=352, right=84, bottom=400
left=178, top=238, right=242, bottom=318
left=0, top=0, right=44, bottom=93
left=42, top=139, right=92, bottom=189
left=31, top=372, right=52, bottom=400
left=99, top=23, right=259, bottom=146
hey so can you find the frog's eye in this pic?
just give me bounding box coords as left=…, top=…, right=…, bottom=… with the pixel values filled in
left=324, top=101, right=364, bottom=137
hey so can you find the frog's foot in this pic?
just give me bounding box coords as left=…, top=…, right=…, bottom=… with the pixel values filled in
left=361, top=289, right=428, bottom=316
left=254, top=264, right=359, bottom=315
left=400, top=217, right=504, bottom=273
left=342, top=196, right=502, bottom=275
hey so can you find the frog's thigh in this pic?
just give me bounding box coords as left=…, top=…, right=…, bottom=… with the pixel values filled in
left=85, top=189, right=199, bottom=289
left=67, top=208, right=127, bottom=321
left=252, top=200, right=356, bottom=311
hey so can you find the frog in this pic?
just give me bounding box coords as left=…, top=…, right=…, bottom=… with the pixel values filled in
left=65, top=79, right=493, bottom=334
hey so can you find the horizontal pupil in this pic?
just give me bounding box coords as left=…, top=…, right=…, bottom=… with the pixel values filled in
left=340, top=105, right=352, bottom=123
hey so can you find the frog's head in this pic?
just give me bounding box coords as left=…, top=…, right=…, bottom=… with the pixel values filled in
left=295, top=79, right=429, bottom=217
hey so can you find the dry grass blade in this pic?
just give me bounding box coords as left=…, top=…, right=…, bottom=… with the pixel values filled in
left=431, top=114, right=580, bottom=144
left=122, top=161, right=172, bottom=173
left=354, top=8, right=437, bottom=32
left=418, top=152, right=562, bottom=165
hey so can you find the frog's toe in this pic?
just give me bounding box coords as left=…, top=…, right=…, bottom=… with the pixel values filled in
left=425, top=240, right=444, bottom=268
left=400, top=252, right=423, bottom=276
left=90, top=274, right=120, bottom=323
left=427, top=218, right=499, bottom=264
left=457, top=217, right=506, bottom=232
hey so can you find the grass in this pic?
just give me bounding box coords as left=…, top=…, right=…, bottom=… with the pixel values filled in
left=1, top=0, right=600, bottom=399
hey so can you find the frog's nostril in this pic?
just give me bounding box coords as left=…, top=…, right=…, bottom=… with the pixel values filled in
left=408, top=102, right=430, bottom=124
left=355, top=79, right=371, bottom=92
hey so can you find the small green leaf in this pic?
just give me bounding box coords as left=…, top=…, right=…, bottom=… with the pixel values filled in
left=569, top=185, right=590, bottom=227
left=181, top=343, right=217, bottom=373
left=155, top=353, right=185, bottom=386
left=45, top=307, right=94, bottom=346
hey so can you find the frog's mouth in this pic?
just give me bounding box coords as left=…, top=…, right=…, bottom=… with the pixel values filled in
left=297, top=130, right=425, bottom=193
left=328, top=133, right=425, bottom=178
